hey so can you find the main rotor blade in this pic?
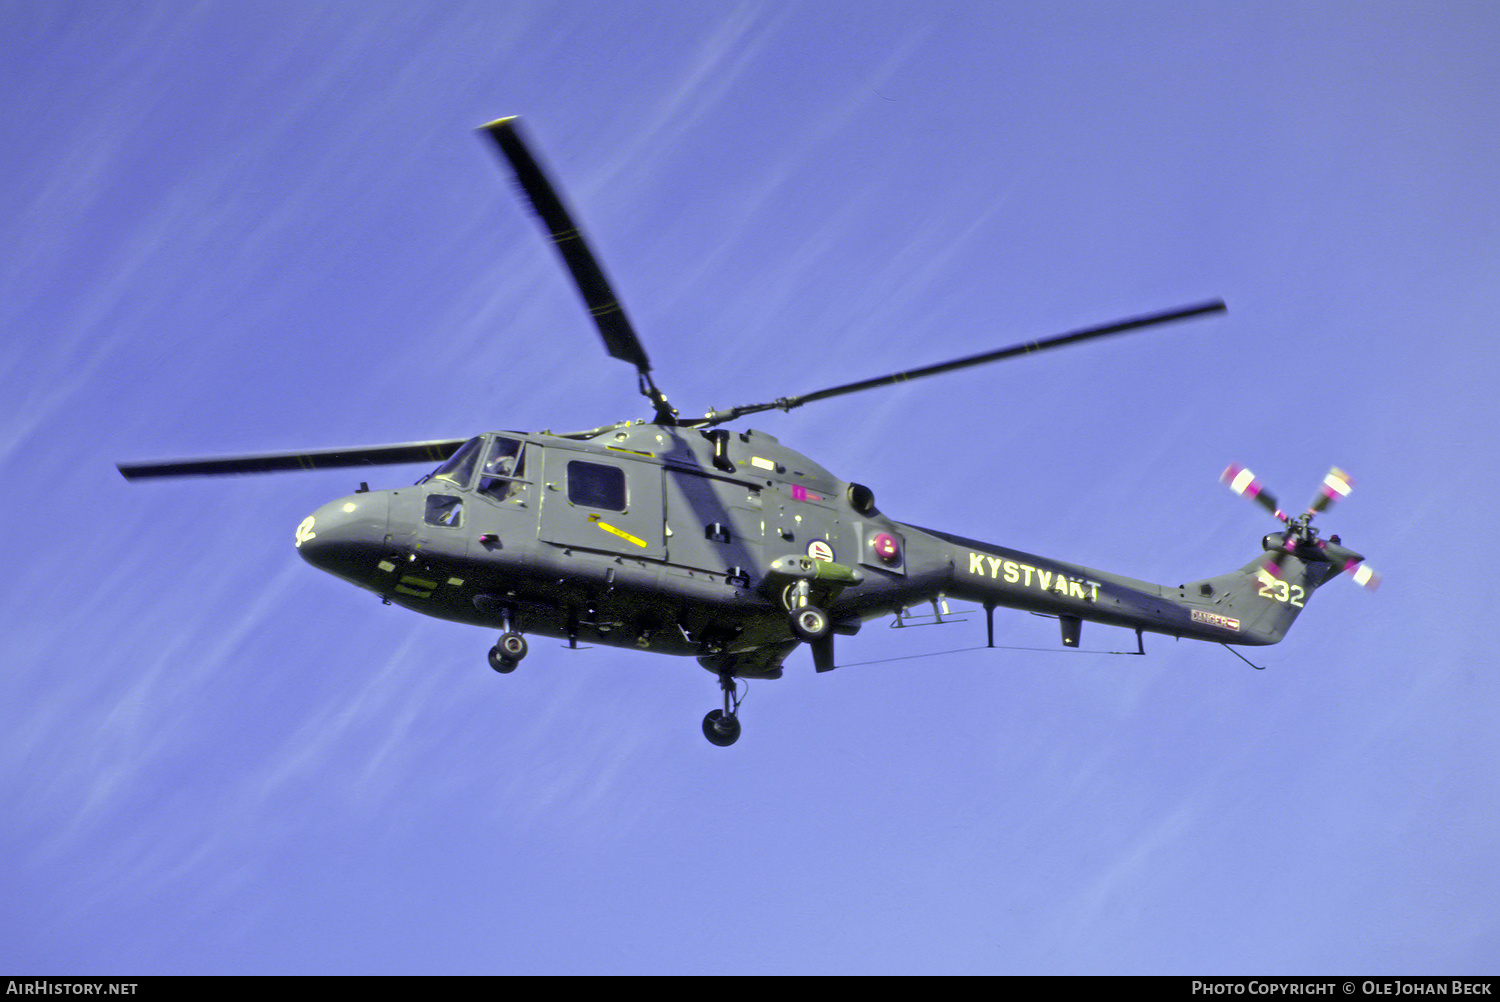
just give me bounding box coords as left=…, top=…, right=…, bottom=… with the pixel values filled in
left=699, top=300, right=1225, bottom=426
left=480, top=119, right=662, bottom=388
left=118, top=439, right=469, bottom=480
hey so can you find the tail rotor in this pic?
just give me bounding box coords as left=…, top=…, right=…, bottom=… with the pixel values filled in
left=1221, top=464, right=1380, bottom=590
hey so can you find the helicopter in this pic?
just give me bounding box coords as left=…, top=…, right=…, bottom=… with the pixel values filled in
left=118, top=118, right=1379, bottom=746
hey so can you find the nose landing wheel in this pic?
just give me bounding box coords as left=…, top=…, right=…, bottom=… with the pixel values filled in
left=488, top=630, right=528, bottom=673
left=702, top=671, right=743, bottom=746
left=702, top=709, right=740, bottom=746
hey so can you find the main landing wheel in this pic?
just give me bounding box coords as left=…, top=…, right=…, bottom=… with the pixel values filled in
left=488, top=631, right=528, bottom=674
left=789, top=605, right=830, bottom=642
left=702, top=709, right=741, bottom=747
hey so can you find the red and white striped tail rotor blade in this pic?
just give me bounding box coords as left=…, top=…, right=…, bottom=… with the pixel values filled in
left=1345, top=561, right=1381, bottom=591
left=1308, top=467, right=1353, bottom=515
left=1222, top=463, right=1288, bottom=522
left=1322, top=541, right=1382, bottom=591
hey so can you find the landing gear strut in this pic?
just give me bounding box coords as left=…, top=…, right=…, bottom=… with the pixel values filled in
left=488, top=608, right=528, bottom=673
left=702, top=672, right=743, bottom=746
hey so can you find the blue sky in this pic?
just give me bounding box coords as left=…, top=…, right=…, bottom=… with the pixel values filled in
left=3, top=1, right=1497, bottom=975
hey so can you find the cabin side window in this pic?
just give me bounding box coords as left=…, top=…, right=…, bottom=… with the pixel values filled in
left=424, top=494, right=463, bottom=526
left=567, top=461, right=626, bottom=511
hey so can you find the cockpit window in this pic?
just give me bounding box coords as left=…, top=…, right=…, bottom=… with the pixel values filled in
left=479, top=437, right=527, bottom=501
left=431, top=437, right=483, bottom=488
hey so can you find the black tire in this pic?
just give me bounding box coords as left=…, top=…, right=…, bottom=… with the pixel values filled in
left=702, top=709, right=741, bottom=746
left=488, top=646, right=518, bottom=673
left=497, top=632, right=528, bottom=661
left=789, top=605, right=830, bottom=642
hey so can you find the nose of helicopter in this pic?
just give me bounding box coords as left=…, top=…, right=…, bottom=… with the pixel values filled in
left=294, top=493, right=390, bottom=584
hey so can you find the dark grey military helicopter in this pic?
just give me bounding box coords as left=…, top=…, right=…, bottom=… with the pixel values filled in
left=119, top=118, right=1379, bottom=745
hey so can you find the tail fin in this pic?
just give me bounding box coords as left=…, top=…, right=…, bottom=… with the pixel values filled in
left=1183, top=553, right=1337, bottom=646
left=1206, top=463, right=1378, bottom=645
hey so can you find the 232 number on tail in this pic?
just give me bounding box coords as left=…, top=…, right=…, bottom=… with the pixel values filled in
left=1258, top=577, right=1305, bottom=607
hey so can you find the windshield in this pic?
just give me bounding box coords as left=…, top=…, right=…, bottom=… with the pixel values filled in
left=429, top=436, right=483, bottom=488
left=478, top=436, right=527, bottom=501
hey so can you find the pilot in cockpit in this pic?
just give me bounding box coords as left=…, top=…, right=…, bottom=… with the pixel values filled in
left=479, top=437, right=524, bottom=500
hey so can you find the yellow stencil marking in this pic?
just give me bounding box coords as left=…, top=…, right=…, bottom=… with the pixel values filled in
left=587, top=513, right=648, bottom=548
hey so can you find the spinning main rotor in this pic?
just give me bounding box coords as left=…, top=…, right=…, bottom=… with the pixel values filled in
left=119, top=117, right=1226, bottom=481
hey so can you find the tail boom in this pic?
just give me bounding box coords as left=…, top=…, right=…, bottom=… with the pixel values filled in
left=910, top=526, right=1334, bottom=648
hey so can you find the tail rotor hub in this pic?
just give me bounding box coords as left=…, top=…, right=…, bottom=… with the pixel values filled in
left=1224, top=464, right=1380, bottom=590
